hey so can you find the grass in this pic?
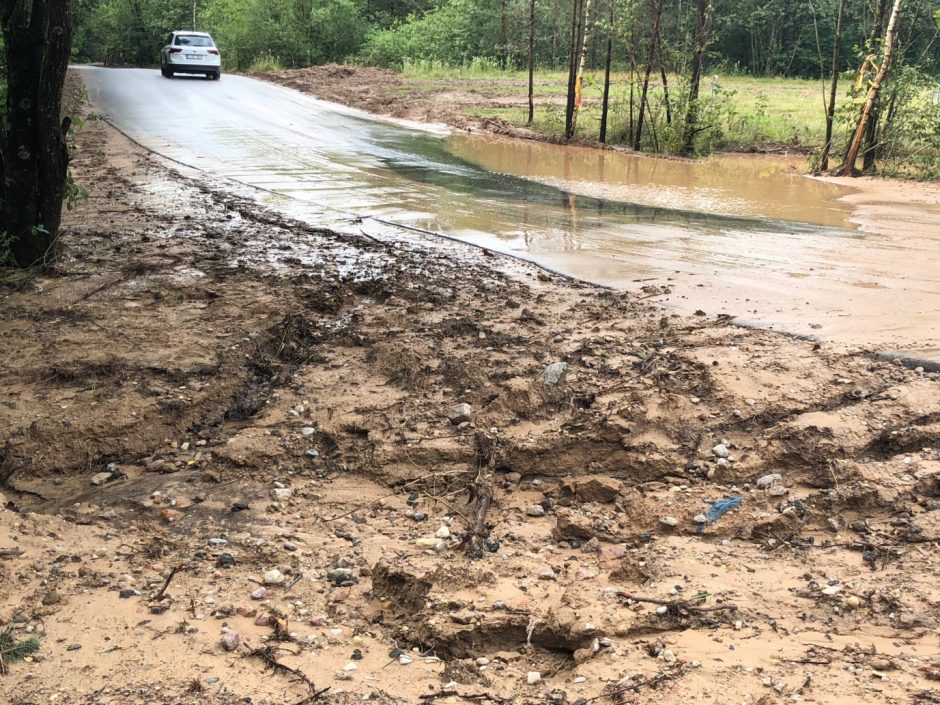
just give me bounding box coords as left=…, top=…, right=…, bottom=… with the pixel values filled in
left=401, top=63, right=833, bottom=152
left=246, top=52, right=285, bottom=74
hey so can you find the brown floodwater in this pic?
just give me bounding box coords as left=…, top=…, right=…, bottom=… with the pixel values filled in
left=82, top=67, right=940, bottom=361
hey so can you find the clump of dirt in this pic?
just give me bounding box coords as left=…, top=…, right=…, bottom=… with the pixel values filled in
left=0, top=81, right=939, bottom=705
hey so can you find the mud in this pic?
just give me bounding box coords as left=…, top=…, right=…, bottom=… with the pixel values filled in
left=1, top=82, right=939, bottom=705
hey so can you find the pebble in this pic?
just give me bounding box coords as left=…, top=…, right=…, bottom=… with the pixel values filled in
left=272, top=488, right=292, bottom=500
left=541, top=361, right=568, bottom=386
left=250, top=587, right=268, bottom=600
left=756, top=473, right=782, bottom=488
left=231, top=499, right=250, bottom=512
left=90, top=472, right=112, bottom=486
left=263, top=569, right=285, bottom=585
left=526, top=505, right=546, bottom=517
left=283, top=541, right=298, bottom=552
left=305, top=449, right=319, bottom=458
left=538, top=568, right=557, bottom=581
left=662, top=649, right=677, bottom=664
left=416, top=537, right=444, bottom=551
left=526, top=671, right=542, bottom=685
left=66, top=643, right=81, bottom=651
left=435, top=525, right=451, bottom=539
left=208, top=538, right=228, bottom=546
left=301, top=427, right=316, bottom=437
left=712, top=443, right=730, bottom=459
left=660, top=516, right=679, bottom=527
left=342, top=662, right=358, bottom=672
left=693, top=513, right=708, bottom=524
left=217, top=553, right=235, bottom=568
left=845, top=595, right=861, bottom=609
left=399, top=654, right=414, bottom=665
left=220, top=632, right=240, bottom=651
left=767, top=485, right=788, bottom=497
left=328, top=568, right=356, bottom=585
left=476, top=657, right=490, bottom=666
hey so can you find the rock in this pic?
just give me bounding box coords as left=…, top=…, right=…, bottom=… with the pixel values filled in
left=416, top=537, right=443, bottom=551
left=712, top=444, right=730, bottom=459
left=161, top=508, right=183, bottom=523
left=66, top=643, right=81, bottom=651
left=662, top=648, right=677, bottom=663
left=250, top=588, right=268, bottom=600
left=305, top=449, right=320, bottom=458
left=301, top=427, right=316, bottom=437
left=552, top=509, right=595, bottom=541
left=767, top=484, right=788, bottom=497
left=90, top=472, right=112, bottom=486
left=756, top=473, right=782, bottom=488
left=118, top=589, right=137, bottom=599
left=660, top=516, right=679, bottom=527
left=435, top=525, right=451, bottom=539
left=342, top=662, right=358, bottom=672
left=526, top=671, right=542, bottom=685
left=263, top=569, right=285, bottom=585
left=693, top=513, right=708, bottom=524
left=869, top=657, right=895, bottom=671
left=283, top=541, right=298, bottom=552
left=208, top=538, right=229, bottom=547
left=526, top=505, right=546, bottom=517
left=845, top=595, right=861, bottom=609
left=217, top=553, right=235, bottom=569
left=476, top=657, right=491, bottom=666
left=328, top=568, right=356, bottom=585
left=220, top=632, right=240, bottom=651
left=560, top=475, right=622, bottom=503
left=447, top=403, right=472, bottom=425
left=334, top=671, right=353, bottom=681
left=272, top=488, right=292, bottom=501
left=231, top=499, right=250, bottom=512
left=538, top=568, right=557, bottom=580
left=541, top=362, right=568, bottom=386
left=398, top=653, right=414, bottom=665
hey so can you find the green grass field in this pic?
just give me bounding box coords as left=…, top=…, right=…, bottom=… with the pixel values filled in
left=401, top=61, right=836, bottom=152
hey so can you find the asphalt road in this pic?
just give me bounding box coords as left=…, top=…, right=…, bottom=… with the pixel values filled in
left=77, top=67, right=939, bottom=361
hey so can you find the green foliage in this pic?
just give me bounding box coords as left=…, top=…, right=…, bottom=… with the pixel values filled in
left=362, top=0, right=502, bottom=68
left=246, top=52, right=285, bottom=74
left=0, top=626, right=40, bottom=664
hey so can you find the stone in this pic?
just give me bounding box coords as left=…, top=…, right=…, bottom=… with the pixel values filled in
left=301, top=427, right=316, bottom=437
left=660, top=516, right=679, bottom=527
left=272, top=488, right=292, bottom=501
left=342, top=662, right=358, bottom=671
left=560, top=475, right=622, bottom=503
left=845, top=595, right=861, bottom=609
left=398, top=654, right=414, bottom=665
left=693, top=513, right=708, bottom=524
left=250, top=588, right=268, bottom=600
left=220, top=632, right=240, bottom=651
left=217, top=553, right=235, bottom=568
left=526, top=671, right=542, bottom=685
left=538, top=568, right=557, bottom=580
left=447, top=403, right=472, bottom=425
left=756, top=473, right=782, bottom=488
left=208, top=538, right=229, bottom=547
left=91, top=472, right=112, bottom=486
left=416, top=537, right=443, bottom=551
left=767, top=485, right=788, bottom=497
left=328, top=568, right=356, bottom=585
left=476, top=657, right=491, bottom=666
left=435, top=525, right=451, bottom=539
left=526, top=505, right=546, bottom=517
left=712, top=444, right=730, bottom=459
left=231, top=499, right=250, bottom=512
left=869, top=657, right=895, bottom=671
left=552, top=509, right=595, bottom=541
left=662, top=648, right=677, bottom=663
left=541, top=362, right=568, bottom=386
left=263, top=569, right=285, bottom=585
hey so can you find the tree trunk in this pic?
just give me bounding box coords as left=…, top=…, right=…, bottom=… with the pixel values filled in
left=659, top=63, right=672, bottom=125
left=564, top=0, right=582, bottom=136
left=568, top=0, right=594, bottom=139
left=843, top=0, right=903, bottom=176
left=528, top=0, right=536, bottom=124
left=500, top=0, right=510, bottom=67
left=682, top=0, right=710, bottom=155
left=820, top=0, right=846, bottom=171
left=633, top=0, right=665, bottom=151
left=1, top=0, right=75, bottom=269
left=599, top=6, right=613, bottom=143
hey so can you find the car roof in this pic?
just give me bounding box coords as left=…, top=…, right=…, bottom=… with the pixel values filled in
left=173, top=31, right=212, bottom=36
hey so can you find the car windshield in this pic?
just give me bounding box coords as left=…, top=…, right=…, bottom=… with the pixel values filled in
left=175, top=35, right=213, bottom=47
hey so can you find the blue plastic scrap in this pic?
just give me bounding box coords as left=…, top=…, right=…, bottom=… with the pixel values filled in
left=705, top=495, right=741, bottom=523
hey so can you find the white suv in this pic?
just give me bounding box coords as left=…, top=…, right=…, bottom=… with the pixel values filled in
left=160, top=31, right=221, bottom=80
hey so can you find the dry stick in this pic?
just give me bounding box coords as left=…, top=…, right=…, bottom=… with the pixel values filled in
left=321, top=468, right=471, bottom=522
left=248, top=645, right=322, bottom=694
left=153, top=565, right=181, bottom=601
left=576, top=670, right=682, bottom=703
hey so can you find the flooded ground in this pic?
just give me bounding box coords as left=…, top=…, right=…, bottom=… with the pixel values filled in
left=79, top=67, right=939, bottom=359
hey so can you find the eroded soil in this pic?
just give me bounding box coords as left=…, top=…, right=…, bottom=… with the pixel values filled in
left=1, top=91, right=939, bottom=705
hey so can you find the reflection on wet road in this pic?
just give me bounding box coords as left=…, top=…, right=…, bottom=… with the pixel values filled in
left=79, top=67, right=939, bottom=358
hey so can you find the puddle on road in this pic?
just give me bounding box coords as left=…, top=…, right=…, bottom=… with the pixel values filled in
left=446, top=134, right=856, bottom=228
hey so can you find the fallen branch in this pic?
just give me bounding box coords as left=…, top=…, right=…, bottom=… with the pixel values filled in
left=153, top=565, right=181, bottom=601
left=248, top=644, right=323, bottom=695
left=617, top=592, right=738, bottom=614
left=420, top=689, right=507, bottom=704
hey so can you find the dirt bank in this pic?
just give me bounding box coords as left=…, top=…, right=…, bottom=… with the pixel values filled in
left=1, top=84, right=939, bottom=704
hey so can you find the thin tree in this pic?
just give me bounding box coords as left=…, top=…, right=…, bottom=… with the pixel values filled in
left=633, top=0, right=665, bottom=151
left=600, top=4, right=614, bottom=143
left=819, top=0, right=847, bottom=171
left=528, top=0, right=536, bottom=124
left=843, top=0, right=903, bottom=175
left=1, top=0, right=75, bottom=268
left=565, top=0, right=583, bottom=135
left=568, top=0, right=594, bottom=138
left=682, top=0, right=711, bottom=155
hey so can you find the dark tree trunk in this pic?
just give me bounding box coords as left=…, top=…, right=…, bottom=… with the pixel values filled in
left=633, top=0, right=665, bottom=151
left=820, top=0, right=846, bottom=171
left=659, top=63, right=672, bottom=125
left=599, top=6, right=613, bottom=143
left=1, top=0, right=75, bottom=269
left=565, top=0, right=583, bottom=136
left=682, top=0, right=710, bottom=155
left=528, top=0, right=536, bottom=124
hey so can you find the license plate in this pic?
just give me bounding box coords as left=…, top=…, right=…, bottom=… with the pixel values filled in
left=186, top=54, right=201, bottom=60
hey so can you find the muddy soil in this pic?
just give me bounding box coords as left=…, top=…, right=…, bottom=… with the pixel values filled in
left=255, top=64, right=550, bottom=142
left=1, top=84, right=940, bottom=705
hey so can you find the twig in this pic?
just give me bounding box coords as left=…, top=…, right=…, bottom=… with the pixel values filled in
left=576, top=670, right=683, bottom=703
left=617, top=592, right=738, bottom=614
left=283, top=572, right=304, bottom=595
left=154, top=565, right=181, bottom=601
left=248, top=644, right=322, bottom=694
left=0, top=547, right=24, bottom=559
